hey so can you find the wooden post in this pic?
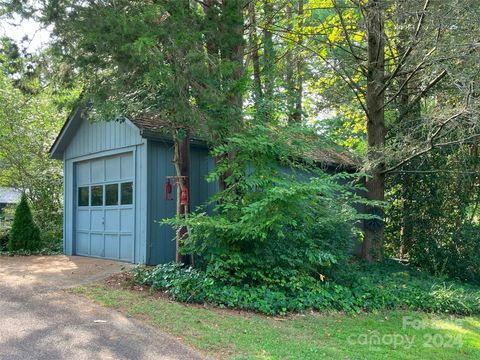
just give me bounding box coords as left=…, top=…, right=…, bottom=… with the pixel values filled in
left=172, top=132, right=190, bottom=264
left=167, top=175, right=189, bottom=264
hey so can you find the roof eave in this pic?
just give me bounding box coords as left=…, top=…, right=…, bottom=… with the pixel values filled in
left=139, top=129, right=207, bottom=147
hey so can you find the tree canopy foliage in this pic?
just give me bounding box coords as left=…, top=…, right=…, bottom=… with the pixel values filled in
left=0, top=34, right=79, bottom=247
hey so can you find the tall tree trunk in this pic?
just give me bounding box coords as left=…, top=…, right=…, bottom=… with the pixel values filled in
left=263, top=0, right=275, bottom=100
left=362, top=0, right=386, bottom=262
left=293, top=0, right=304, bottom=123
left=218, top=0, right=245, bottom=191
left=172, top=0, right=192, bottom=264
left=395, top=1, right=420, bottom=260
left=286, top=0, right=303, bottom=124
left=286, top=3, right=295, bottom=122
left=203, top=0, right=220, bottom=73
left=249, top=0, right=262, bottom=103
left=397, top=84, right=420, bottom=259
left=226, top=0, right=245, bottom=114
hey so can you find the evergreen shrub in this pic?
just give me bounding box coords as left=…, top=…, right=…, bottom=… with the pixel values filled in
left=8, top=193, right=42, bottom=252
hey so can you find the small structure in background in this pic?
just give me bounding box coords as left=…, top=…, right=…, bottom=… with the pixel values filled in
left=0, top=187, right=21, bottom=214
left=0, top=187, right=21, bottom=226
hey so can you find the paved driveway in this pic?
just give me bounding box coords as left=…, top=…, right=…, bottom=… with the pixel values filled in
left=0, top=256, right=205, bottom=360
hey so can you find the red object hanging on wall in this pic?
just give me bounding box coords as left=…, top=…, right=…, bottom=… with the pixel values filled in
left=180, top=186, right=189, bottom=206
left=165, top=179, right=173, bottom=200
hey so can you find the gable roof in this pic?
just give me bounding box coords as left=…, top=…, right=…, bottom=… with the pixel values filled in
left=50, top=109, right=360, bottom=169
left=305, top=146, right=359, bottom=170
left=129, top=114, right=207, bottom=144
left=131, top=114, right=360, bottom=170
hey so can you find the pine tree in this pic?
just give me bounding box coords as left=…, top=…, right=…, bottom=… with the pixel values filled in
left=8, top=193, right=41, bottom=252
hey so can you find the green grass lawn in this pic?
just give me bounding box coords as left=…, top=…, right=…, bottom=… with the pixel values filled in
left=73, top=283, right=480, bottom=359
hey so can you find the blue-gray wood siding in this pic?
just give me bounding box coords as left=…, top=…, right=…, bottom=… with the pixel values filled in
left=61, top=115, right=218, bottom=265
left=65, top=118, right=143, bottom=160
left=62, top=117, right=148, bottom=263
left=146, top=140, right=217, bottom=265
left=190, top=144, right=218, bottom=213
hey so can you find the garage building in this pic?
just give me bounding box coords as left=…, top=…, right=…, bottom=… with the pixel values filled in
left=49, top=108, right=216, bottom=264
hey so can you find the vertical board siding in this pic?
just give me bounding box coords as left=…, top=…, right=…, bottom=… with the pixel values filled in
left=135, top=143, right=148, bottom=264
left=146, top=141, right=217, bottom=265
left=64, top=158, right=74, bottom=255
left=189, top=145, right=218, bottom=213
left=65, top=119, right=142, bottom=160
left=146, top=141, right=177, bottom=264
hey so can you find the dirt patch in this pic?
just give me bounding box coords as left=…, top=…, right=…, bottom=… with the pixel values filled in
left=103, top=271, right=177, bottom=302
left=0, top=255, right=133, bottom=290
left=105, top=271, right=141, bottom=290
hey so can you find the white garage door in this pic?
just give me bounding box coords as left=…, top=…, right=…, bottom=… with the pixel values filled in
left=75, top=153, right=134, bottom=262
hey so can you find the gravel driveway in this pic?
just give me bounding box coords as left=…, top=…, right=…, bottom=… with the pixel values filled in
left=0, top=255, right=205, bottom=360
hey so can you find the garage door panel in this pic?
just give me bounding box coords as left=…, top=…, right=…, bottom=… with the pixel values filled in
left=76, top=232, right=89, bottom=255
left=105, top=209, right=120, bottom=231
left=91, top=159, right=105, bottom=183
left=77, top=210, right=90, bottom=231
left=120, top=209, right=134, bottom=232
left=105, top=234, right=119, bottom=258
left=105, top=156, right=121, bottom=181
left=90, top=210, right=104, bottom=231
left=90, top=234, right=104, bottom=257
left=77, top=162, right=90, bottom=185
left=120, top=154, right=133, bottom=179
left=119, top=235, right=133, bottom=261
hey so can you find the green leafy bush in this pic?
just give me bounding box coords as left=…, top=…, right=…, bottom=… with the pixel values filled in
left=8, top=193, right=42, bottom=252
left=134, top=263, right=335, bottom=315
left=391, top=222, right=480, bottom=286
left=39, top=226, right=63, bottom=253
left=165, top=124, right=371, bottom=290
left=0, top=228, right=9, bottom=251
left=0, top=203, right=14, bottom=251
left=146, top=125, right=480, bottom=316
left=443, top=224, right=480, bottom=285
left=135, top=260, right=480, bottom=316
left=385, top=149, right=480, bottom=285
left=135, top=262, right=210, bottom=303
left=327, top=260, right=480, bottom=314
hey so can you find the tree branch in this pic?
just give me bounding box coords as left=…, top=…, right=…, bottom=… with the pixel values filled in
left=332, top=0, right=363, bottom=62
left=382, top=47, right=436, bottom=108
left=378, top=0, right=431, bottom=95
left=396, top=69, right=447, bottom=121
left=383, top=109, right=467, bottom=174
left=271, top=29, right=369, bottom=117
